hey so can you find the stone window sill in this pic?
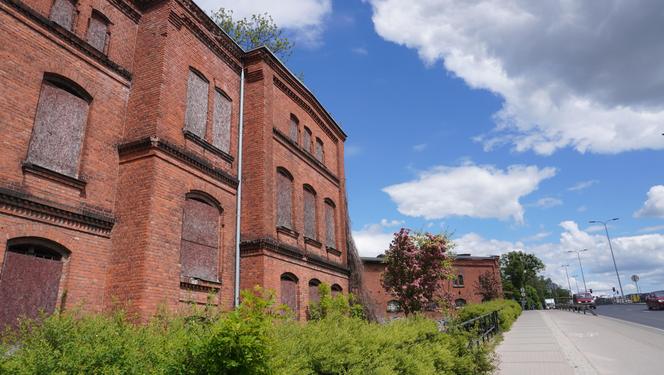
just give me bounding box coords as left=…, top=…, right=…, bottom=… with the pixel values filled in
left=180, top=276, right=221, bottom=293
left=304, top=236, right=322, bottom=248
left=277, top=225, right=299, bottom=239
left=326, top=246, right=341, bottom=256
left=183, top=130, right=234, bottom=163
left=22, top=162, right=86, bottom=191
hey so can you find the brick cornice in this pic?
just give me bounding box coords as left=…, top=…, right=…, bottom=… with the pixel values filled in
left=108, top=0, right=141, bottom=24
left=273, top=128, right=340, bottom=186
left=3, top=0, right=132, bottom=81
left=240, top=238, right=350, bottom=276
left=117, top=136, right=239, bottom=189
left=0, top=187, right=115, bottom=235
left=183, top=130, right=234, bottom=163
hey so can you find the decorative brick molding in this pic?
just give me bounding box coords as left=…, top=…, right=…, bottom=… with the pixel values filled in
left=304, top=236, right=322, bottom=248
left=3, top=0, right=132, bottom=80
left=108, top=0, right=141, bottom=24
left=0, top=187, right=115, bottom=235
left=117, top=136, right=239, bottom=189
left=273, top=128, right=340, bottom=185
left=239, top=238, right=350, bottom=276
left=180, top=276, right=221, bottom=293
left=276, top=225, right=299, bottom=239
left=183, top=130, right=234, bottom=163
left=245, top=69, right=264, bottom=83
left=326, top=246, right=342, bottom=257
left=22, top=162, right=87, bottom=191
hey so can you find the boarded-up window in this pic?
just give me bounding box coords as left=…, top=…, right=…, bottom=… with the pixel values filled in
left=289, top=115, right=299, bottom=143
left=212, top=89, right=231, bottom=153
left=26, top=75, right=91, bottom=178
left=303, top=186, right=316, bottom=239
left=86, top=11, right=109, bottom=52
left=0, top=241, right=65, bottom=329
left=180, top=195, right=220, bottom=281
left=331, top=284, right=342, bottom=296
left=280, top=273, right=298, bottom=316
left=303, top=127, right=312, bottom=153
left=276, top=169, right=293, bottom=229
left=308, top=279, right=321, bottom=305
left=50, top=0, right=76, bottom=30
left=184, top=70, right=209, bottom=138
left=315, top=138, right=324, bottom=162
left=325, top=200, right=336, bottom=249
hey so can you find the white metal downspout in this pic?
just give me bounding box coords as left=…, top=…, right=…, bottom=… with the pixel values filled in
left=234, top=68, right=245, bottom=307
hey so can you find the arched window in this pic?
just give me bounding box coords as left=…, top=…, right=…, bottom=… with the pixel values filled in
left=303, top=127, right=312, bottom=153
left=324, top=199, right=336, bottom=249
left=0, top=238, right=69, bottom=328
left=303, top=185, right=317, bottom=240
left=26, top=73, right=92, bottom=178
left=212, top=88, right=232, bottom=153
left=289, top=115, right=299, bottom=143
left=276, top=168, right=293, bottom=229
left=331, top=283, right=342, bottom=296
left=386, top=300, right=401, bottom=313
left=50, top=0, right=76, bottom=31
left=280, top=273, right=299, bottom=316
left=454, top=298, right=467, bottom=307
left=453, top=274, right=464, bottom=287
left=86, top=10, right=110, bottom=52
left=308, top=279, right=321, bottom=305
left=184, top=68, right=209, bottom=139
left=315, top=137, right=324, bottom=162
left=180, top=192, right=221, bottom=282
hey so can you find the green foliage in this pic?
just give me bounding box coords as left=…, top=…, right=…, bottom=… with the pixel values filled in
left=2, top=287, right=497, bottom=375
left=456, top=299, right=522, bottom=331
left=500, top=251, right=545, bottom=292
left=473, top=271, right=502, bottom=302
left=307, top=283, right=364, bottom=321
left=210, top=8, right=293, bottom=60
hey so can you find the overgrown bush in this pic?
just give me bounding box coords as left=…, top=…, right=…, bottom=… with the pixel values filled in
left=1, top=288, right=498, bottom=375
left=307, top=283, right=364, bottom=321
left=455, top=299, right=522, bottom=331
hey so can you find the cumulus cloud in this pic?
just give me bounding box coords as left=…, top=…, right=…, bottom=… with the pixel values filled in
left=453, top=221, right=664, bottom=294
left=533, top=197, right=562, bottom=209
left=368, top=0, right=664, bottom=155
left=196, top=0, right=332, bottom=45
left=383, top=163, right=556, bottom=223
left=634, top=185, right=664, bottom=218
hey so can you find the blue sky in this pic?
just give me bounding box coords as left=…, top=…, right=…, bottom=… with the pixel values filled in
left=199, top=0, right=664, bottom=295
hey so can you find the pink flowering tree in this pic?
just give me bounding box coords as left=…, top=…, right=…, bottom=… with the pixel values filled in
left=381, top=229, right=454, bottom=316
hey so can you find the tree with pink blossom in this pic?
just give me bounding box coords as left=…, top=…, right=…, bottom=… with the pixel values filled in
left=381, top=229, right=455, bottom=316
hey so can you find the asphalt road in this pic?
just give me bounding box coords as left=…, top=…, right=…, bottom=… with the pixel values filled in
left=596, top=303, right=664, bottom=330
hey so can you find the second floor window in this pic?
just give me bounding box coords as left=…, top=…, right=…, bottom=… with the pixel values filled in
left=289, top=115, right=299, bottom=144
left=27, top=73, right=91, bottom=178
left=303, top=185, right=317, bottom=239
left=212, top=89, right=232, bottom=153
left=86, top=11, right=110, bottom=53
left=303, top=127, right=312, bottom=153
left=180, top=194, right=220, bottom=282
left=50, top=0, right=76, bottom=31
left=276, top=168, right=293, bottom=229
left=315, top=138, right=324, bottom=162
left=184, top=70, right=209, bottom=139
left=325, top=199, right=336, bottom=249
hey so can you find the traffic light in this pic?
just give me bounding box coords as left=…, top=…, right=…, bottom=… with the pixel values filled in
left=589, top=289, right=593, bottom=294
left=612, top=287, right=616, bottom=292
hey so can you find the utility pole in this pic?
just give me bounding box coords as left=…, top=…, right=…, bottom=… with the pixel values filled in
left=561, top=264, right=572, bottom=293
left=567, top=249, right=588, bottom=292
left=589, top=218, right=624, bottom=301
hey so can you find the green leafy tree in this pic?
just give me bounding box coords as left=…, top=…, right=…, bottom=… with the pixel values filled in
left=211, top=8, right=294, bottom=60
left=307, top=283, right=364, bottom=321
left=500, top=251, right=544, bottom=292
left=381, top=229, right=454, bottom=315
left=474, top=270, right=502, bottom=302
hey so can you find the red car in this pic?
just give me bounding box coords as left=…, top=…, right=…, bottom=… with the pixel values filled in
left=646, top=291, right=664, bottom=310
left=573, top=292, right=596, bottom=309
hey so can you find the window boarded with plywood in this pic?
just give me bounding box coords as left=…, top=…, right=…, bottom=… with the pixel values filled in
left=303, top=127, right=312, bottom=153
left=276, top=169, right=293, bottom=229
left=289, top=115, right=299, bottom=143
left=180, top=196, right=220, bottom=281
left=315, top=138, right=324, bottom=162
left=212, top=89, right=232, bottom=153
left=50, top=0, right=76, bottom=31
left=0, top=246, right=64, bottom=329
left=280, top=273, right=298, bottom=317
left=308, top=279, right=321, bottom=305
left=303, top=186, right=317, bottom=239
left=86, top=11, right=109, bottom=52
left=26, top=76, right=90, bottom=178
left=325, top=200, right=336, bottom=249
left=184, top=70, right=209, bottom=138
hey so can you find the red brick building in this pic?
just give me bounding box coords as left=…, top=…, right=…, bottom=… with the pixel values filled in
left=362, top=254, right=502, bottom=321
left=0, top=0, right=349, bottom=327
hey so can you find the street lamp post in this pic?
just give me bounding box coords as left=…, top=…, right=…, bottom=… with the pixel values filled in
left=571, top=275, right=580, bottom=294
left=589, top=218, right=624, bottom=301
left=567, top=249, right=589, bottom=292
left=561, top=264, right=572, bottom=293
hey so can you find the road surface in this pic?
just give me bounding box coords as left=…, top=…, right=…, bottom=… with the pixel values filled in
left=495, top=309, right=664, bottom=374
left=595, top=303, right=664, bottom=330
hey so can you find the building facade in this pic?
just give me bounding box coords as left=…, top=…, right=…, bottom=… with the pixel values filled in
left=362, top=254, right=502, bottom=321
left=0, top=0, right=349, bottom=327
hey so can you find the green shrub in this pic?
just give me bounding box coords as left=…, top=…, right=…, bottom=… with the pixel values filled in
left=307, top=283, right=364, bottom=321
left=455, top=299, right=522, bottom=331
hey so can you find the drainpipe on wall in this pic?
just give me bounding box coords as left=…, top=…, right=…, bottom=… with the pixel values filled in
left=234, top=67, right=245, bottom=308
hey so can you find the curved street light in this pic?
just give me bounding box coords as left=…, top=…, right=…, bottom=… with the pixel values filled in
left=589, top=218, right=624, bottom=300
left=567, top=249, right=588, bottom=292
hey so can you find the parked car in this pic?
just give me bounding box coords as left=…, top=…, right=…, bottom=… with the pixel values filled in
left=544, top=298, right=556, bottom=309
left=573, top=292, right=596, bottom=309
left=645, top=291, right=664, bottom=310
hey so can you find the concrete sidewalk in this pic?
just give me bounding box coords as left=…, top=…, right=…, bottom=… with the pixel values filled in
left=495, top=309, right=664, bottom=374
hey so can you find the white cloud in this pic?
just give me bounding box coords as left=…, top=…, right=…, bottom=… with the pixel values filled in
left=638, top=225, right=664, bottom=233
left=534, top=197, right=562, bottom=209
left=379, top=218, right=404, bottom=227
left=521, top=231, right=551, bottom=242
left=352, top=224, right=396, bottom=257
left=412, top=143, right=427, bottom=152
left=634, top=185, right=664, bottom=218
left=351, top=47, right=369, bottom=56
left=368, top=0, right=664, bottom=155
left=453, top=221, right=664, bottom=293
left=577, top=205, right=587, bottom=213
left=568, top=180, right=598, bottom=192
left=383, top=163, right=556, bottom=223
left=196, top=0, right=332, bottom=45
